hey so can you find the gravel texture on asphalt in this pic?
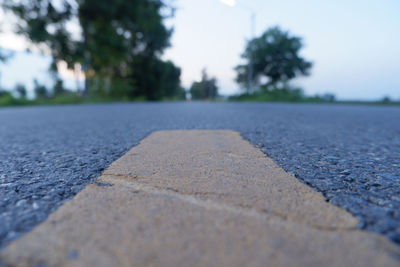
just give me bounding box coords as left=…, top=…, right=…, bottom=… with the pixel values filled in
left=0, top=102, right=399, bottom=249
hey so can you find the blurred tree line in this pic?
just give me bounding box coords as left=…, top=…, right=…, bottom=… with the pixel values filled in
left=2, top=0, right=185, bottom=101
left=235, top=26, right=312, bottom=95
left=189, top=69, right=218, bottom=100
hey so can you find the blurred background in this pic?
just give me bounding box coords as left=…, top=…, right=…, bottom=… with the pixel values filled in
left=0, top=0, right=399, bottom=105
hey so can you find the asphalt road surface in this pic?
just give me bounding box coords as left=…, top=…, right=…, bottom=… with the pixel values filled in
left=0, top=102, right=399, bottom=249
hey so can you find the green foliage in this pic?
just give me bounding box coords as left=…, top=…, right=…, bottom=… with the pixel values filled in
left=0, top=93, right=18, bottom=106
left=231, top=86, right=304, bottom=102
left=33, top=79, right=49, bottom=99
left=0, top=89, right=8, bottom=98
left=381, top=96, right=391, bottom=104
left=320, top=93, right=336, bottom=102
left=3, top=0, right=182, bottom=101
left=160, top=61, right=185, bottom=100
left=130, top=56, right=184, bottom=100
left=190, top=69, right=218, bottom=100
left=230, top=85, right=338, bottom=103
left=235, top=26, right=312, bottom=92
left=14, top=84, right=27, bottom=98
left=77, top=0, right=172, bottom=75
left=52, top=79, right=64, bottom=96
left=0, top=91, right=31, bottom=106
left=89, top=77, right=135, bottom=100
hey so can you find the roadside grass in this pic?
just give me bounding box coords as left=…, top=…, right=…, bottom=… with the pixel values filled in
left=0, top=93, right=114, bottom=107
left=229, top=89, right=400, bottom=106
left=0, top=93, right=185, bottom=108
left=1, top=90, right=399, bottom=107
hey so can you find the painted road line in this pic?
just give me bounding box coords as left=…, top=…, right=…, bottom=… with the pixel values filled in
left=1, top=130, right=399, bottom=267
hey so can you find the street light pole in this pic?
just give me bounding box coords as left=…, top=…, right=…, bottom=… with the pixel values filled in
left=220, top=0, right=256, bottom=93
left=248, top=11, right=255, bottom=93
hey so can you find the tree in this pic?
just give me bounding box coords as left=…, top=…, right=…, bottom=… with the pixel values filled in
left=161, top=61, right=185, bottom=100
left=129, top=56, right=183, bottom=100
left=3, top=0, right=179, bottom=100
left=190, top=69, right=218, bottom=100
left=52, top=79, right=67, bottom=97
left=235, top=26, right=312, bottom=92
left=14, top=84, right=27, bottom=98
left=33, top=79, right=48, bottom=99
left=0, top=89, right=8, bottom=98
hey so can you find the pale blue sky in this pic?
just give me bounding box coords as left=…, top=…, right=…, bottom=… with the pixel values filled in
left=0, top=52, right=51, bottom=98
left=164, top=0, right=400, bottom=99
left=1, top=0, right=399, bottom=100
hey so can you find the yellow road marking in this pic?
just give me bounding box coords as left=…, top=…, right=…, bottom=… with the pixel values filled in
left=1, top=130, right=399, bottom=267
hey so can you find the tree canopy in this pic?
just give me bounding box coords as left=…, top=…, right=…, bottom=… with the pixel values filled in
left=190, top=69, right=218, bottom=100
left=235, top=26, right=312, bottom=92
left=2, top=0, right=184, bottom=100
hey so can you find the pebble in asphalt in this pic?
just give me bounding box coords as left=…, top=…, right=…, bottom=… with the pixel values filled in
left=0, top=102, right=399, bottom=248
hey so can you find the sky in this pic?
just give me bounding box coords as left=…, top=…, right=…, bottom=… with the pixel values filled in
left=1, top=0, right=400, bottom=100
left=163, top=0, right=400, bottom=100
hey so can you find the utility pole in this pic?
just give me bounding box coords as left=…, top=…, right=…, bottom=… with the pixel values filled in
left=220, top=0, right=256, bottom=93
left=248, top=11, right=255, bottom=93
